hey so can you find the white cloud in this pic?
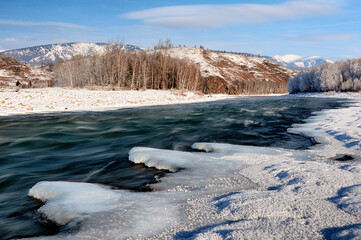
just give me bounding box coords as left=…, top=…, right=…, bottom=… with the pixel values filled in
left=4, top=38, right=18, bottom=42
left=282, top=33, right=355, bottom=41
left=0, top=19, right=90, bottom=30
left=122, top=1, right=340, bottom=29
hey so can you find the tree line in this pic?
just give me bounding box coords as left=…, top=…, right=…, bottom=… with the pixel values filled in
left=54, top=45, right=204, bottom=92
left=288, top=58, right=361, bottom=93
left=53, top=42, right=290, bottom=95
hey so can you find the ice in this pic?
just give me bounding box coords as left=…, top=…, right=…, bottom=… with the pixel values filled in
left=288, top=102, right=361, bottom=160
left=29, top=181, right=121, bottom=225
left=28, top=181, right=180, bottom=239
left=129, top=147, right=201, bottom=172
left=191, top=142, right=283, bottom=155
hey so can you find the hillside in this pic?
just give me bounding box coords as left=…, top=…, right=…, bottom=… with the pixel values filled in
left=165, top=47, right=296, bottom=94
left=2, top=42, right=141, bottom=66
left=0, top=54, right=53, bottom=88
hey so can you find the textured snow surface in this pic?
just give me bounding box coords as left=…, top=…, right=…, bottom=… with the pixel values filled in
left=0, top=88, right=233, bottom=116
left=26, top=93, right=361, bottom=239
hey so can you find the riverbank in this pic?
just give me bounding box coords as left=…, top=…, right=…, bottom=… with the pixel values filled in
left=0, top=88, right=238, bottom=116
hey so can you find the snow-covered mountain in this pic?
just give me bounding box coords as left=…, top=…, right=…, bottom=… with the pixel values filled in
left=2, top=42, right=142, bottom=66
left=269, top=54, right=333, bottom=70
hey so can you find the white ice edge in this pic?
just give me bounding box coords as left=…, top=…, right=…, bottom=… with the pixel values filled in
left=27, top=94, right=361, bottom=239
left=129, top=147, right=200, bottom=172
left=28, top=181, right=180, bottom=239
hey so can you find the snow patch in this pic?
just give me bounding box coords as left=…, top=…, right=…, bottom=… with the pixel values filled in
left=0, top=69, right=12, bottom=77
left=166, top=47, right=223, bottom=78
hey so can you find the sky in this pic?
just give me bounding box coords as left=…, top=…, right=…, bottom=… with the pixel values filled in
left=0, top=0, right=360, bottom=58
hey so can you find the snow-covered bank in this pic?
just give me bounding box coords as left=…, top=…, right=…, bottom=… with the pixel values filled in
left=25, top=93, right=361, bottom=239
left=0, top=88, right=234, bottom=116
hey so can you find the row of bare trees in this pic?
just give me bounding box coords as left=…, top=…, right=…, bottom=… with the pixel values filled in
left=54, top=46, right=203, bottom=91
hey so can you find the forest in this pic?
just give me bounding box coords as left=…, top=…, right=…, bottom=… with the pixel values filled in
left=288, top=58, right=361, bottom=93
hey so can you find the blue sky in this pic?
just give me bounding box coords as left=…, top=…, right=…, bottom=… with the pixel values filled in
left=0, top=0, right=360, bottom=58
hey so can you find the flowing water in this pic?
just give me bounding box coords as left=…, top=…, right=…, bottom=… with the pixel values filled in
left=0, top=97, right=346, bottom=239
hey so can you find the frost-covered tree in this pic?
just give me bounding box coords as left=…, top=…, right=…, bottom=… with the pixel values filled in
left=288, top=59, right=361, bottom=93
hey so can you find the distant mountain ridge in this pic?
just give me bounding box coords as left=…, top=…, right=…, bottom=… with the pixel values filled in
left=2, top=42, right=142, bottom=66
left=268, top=54, right=333, bottom=70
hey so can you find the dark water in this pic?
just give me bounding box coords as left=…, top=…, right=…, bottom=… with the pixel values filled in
left=0, top=97, right=346, bottom=239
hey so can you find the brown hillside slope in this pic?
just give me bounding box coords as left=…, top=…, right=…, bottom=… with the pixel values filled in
left=0, top=54, right=53, bottom=88
left=166, top=47, right=297, bottom=94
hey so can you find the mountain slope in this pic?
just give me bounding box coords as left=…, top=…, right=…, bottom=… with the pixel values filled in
left=166, top=47, right=296, bottom=94
left=269, top=54, right=333, bottom=69
left=0, top=54, right=53, bottom=88
left=2, top=42, right=141, bottom=66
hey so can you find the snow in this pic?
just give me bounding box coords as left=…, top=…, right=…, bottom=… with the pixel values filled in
left=0, top=88, right=234, bottom=117
left=25, top=92, right=361, bottom=239
left=129, top=147, right=200, bottom=172
left=274, top=54, right=302, bottom=63
left=166, top=47, right=223, bottom=78
left=272, top=54, right=333, bottom=69
left=0, top=69, right=12, bottom=77
left=2, top=42, right=141, bottom=66
left=28, top=181, right=180, bottom=239
left=294, top=61, right=305, bottom=68
left=166, top=47, right=293, bottom=82
left=29, top=181, right=121, bottom=225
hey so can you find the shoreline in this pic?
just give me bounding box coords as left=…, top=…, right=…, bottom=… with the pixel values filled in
left=0, top=87, right=286, bottom=117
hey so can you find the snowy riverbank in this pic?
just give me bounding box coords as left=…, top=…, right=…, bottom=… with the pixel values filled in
left=10, top=91, right=361, bottom=239
left=0, top=88, right=235, bottom=116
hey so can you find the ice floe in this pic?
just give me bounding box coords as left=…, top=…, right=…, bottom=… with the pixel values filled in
left=28, top=181, right=180, bottom=239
